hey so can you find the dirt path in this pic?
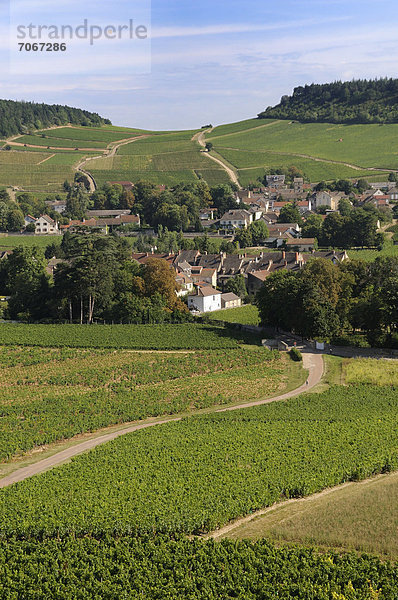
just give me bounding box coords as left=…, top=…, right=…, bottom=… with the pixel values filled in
left=36, top=153, right=56, bottom=165
left=204, top=471, right=389, bottom=540
left=192, top=128, right=241, bottom=188
left=75, top=135, right=150, bottom=192
left=0, top=351, right=323, bottom=489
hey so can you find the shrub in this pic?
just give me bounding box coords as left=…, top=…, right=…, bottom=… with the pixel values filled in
left=289, top=347, right=303, bottom=361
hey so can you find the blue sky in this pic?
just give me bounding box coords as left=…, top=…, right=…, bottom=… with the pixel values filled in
left=1, top=0, right=398, bottom=129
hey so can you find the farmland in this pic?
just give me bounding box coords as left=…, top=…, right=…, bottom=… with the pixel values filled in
left=0, top=345, right=286, bottom=461
left=0, top=323, right=254, bottom=349
left=0, top=536, right=395, bottom=599
left=0, top=149, right=94, bottom=191
left=208, top=304, right=261, bottom=326
left=88, top=130, right=230, bottom=187
left=2, top=118, right=397, bottom=191
left=222, top=470, right=398, bottom=561
left=0, top=384, right=397, bottom=537
left=209, top=119, right=398, bottom=169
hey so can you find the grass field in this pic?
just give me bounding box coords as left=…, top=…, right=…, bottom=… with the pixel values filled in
left=208, top=304, right=260, bottom=325
left=0, top=235, right=61, bottom=251
left=344, top=357, right=398, bottom=386
left=221, top=471, right=398, bottom=560
left=348, top=239, right=398, bottom=261
left=0, top=345, right=286, bottom=461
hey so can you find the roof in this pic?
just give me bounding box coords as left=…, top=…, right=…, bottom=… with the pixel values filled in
left=107, top=181, right=134, bottom=187
left=87, top=210, right=130, bottom=217
left=220, top=210, right=252, bottom=221
left=195, top=286, right=222, bottom=297
left=39, top=214, right=56, bottom=224
left=221, top=292, right=240, bottom=302
left=286, top=238, right=315, bottom=245
left=248, top=270, right=270, bottom=282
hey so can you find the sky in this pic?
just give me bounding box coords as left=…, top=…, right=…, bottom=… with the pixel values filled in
left=1, top=0, right=398, bottom=129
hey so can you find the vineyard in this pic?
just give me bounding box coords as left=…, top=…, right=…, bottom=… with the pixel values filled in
left=0, top=346, right=284, bottom=460
left=1, top=384, right=397, bottom=537
left=0, top=536, right=396, bottom=599
left=0, top=323, right=250, bottom=349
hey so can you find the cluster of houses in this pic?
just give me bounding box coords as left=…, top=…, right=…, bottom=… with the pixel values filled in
left=23, top=210, right=140, bottom=236
left=131, top=247, right=348, bottom=314
left=198, top=177, right=396, bottom=249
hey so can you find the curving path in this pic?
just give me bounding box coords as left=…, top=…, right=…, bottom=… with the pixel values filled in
left=193, top=129, right=242, bottom=188
left=0, top=351, right=323, bottom=489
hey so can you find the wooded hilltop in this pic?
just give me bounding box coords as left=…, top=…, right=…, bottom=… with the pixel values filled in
left=258, top=78, right=398, bottom=124
left=0, top=99, right=111, bottom=137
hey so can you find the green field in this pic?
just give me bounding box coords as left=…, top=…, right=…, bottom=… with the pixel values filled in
left=223, top=471, right=398, bottom=560
left=3, top=119, right=397, bottom=191
left=0, top=235, right=61, bottom=251
left=208, top=304, right=260, bottom=325
left=0, top=384, right=396, bottom=537
left=205, top=118, right=398, bottom=184
left=0, top=345, right=285, bottom=461
left=0, top=149, right=92, bottom=191
left=0, top=323, right=255, bottom=349
left=348, top=239, right=398, bottom=261
left=0, top=536, right=394, bottom=599
left=88, top=131, right=230, bottom=186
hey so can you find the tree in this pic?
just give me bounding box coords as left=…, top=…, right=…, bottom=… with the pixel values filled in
left=6, top=209, right=24, bottom=231
left=234, top=228, right=253, bottom=248
left=141, top=258, right=187, bottom=313
left=338, top=198, right=353, bottom=217
left=65, top=185, right=89, bottom=220
left=225, top=274, right=247, bottom=298
left=205, top=142, right=213, bottom=152
left=301, top=214, right=323, bottom=239
left=278, top=203, right=302, bottom=225
left=249, top=220, right=269, bottom=245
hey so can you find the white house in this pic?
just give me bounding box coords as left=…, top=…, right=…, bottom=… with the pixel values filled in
left=219, top=209, right=253, bottom=232
left=187, top=286, right=222, bottom=313
left=35, top=215, right=59, bottom=235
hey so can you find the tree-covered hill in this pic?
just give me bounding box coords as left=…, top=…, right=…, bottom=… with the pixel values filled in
left=0, top=99, right=111, bottom=137
left=258, top=78, right=398, bottom=124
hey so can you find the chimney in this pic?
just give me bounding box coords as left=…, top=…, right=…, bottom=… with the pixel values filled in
left=295, top=252, right=299, bottom=263
left=282, top=251, right=286, bottom=260
left=284, top=260, right=288, bottom=267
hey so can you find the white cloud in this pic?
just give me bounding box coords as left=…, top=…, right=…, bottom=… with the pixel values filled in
left=151, top=17, right=351, bottom=39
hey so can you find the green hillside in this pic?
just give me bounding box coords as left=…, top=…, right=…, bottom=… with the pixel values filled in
left=207, top=119, right=394, bottom=186
left=0, top=112, right=396, bottom=192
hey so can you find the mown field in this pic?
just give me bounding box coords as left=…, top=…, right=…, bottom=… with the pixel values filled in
left=0, top=345, right=285, bottom=461
left=0, top=235, right=61, bottom=251
left=224, top=471, right=398, bottom=561
left=208, top=304, right=260, bottom=326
